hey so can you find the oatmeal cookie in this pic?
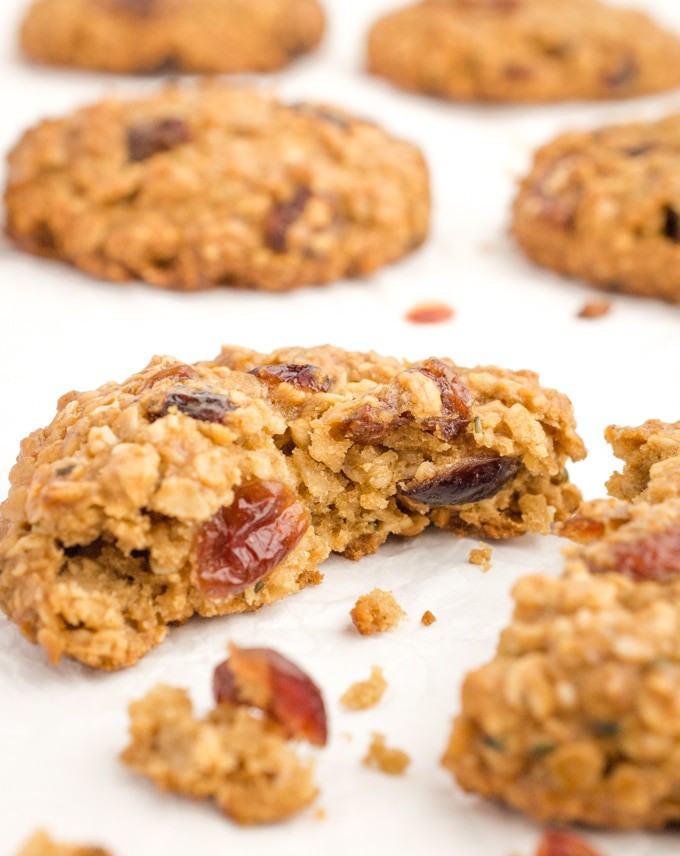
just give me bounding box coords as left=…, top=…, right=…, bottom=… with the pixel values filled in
left=513, top=116, right=680, bottom=304
left=367, top=0, right=680, bottom=104
left=122, top=647, right=325, bottom=823
left=20, top=0, right=324, bottom=74
left=17, top=833, right=110, bottom=856
left=0, top=345, right=584, bottom=670
left=4, top=82, right=429, bottom=292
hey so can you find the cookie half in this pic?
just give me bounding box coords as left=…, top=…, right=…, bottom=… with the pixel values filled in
left=21, top=0, right=325, bottom=73
left=0, top=345, right=584, bottom=669
left=367, top=0, right=680, bottom=103
left=4, top=82, right=430, bottom=292
left=513, top=116, right=680, bottom=304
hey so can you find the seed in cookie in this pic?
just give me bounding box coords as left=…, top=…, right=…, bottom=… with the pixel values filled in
left=20, top=0, right=325, bottom=74
left=513, top=115, right=680, bottom=304
left=0, top=345, right=584, bottom=669
left=367, top=0, right=680, bottom=103
left=5, top=83, right=430, bottom=292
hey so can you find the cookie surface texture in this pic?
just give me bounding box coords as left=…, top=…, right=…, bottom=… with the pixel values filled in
left=5, top=83, right=430, bottom=292
left=21, top=0, right=325, bottom=73
left=367, top=0, right=680, bottom=103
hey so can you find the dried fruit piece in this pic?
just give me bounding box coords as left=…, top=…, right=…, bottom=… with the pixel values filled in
left=264, top=188, right=313, bottom=253
left=138, top=364, right=199, bottom=391
left=593, top=526, right=680, bottom=581
left=663, top=206, right=680, bottom=243
left=146, top=388, right=236, bottom=423
left=412, top=358, right=472, bottom=441
left=536, top=830, right=604, bottom=856
left=603, top=56, right=638, bottom=90
left=399, top=456, right=520, bottom=506
left=578, top=299, right=612, bottom=319
left=213, top=646, right=328, bottom=746
left=250, top=363, right=331, bottom=393
left=405, top=302, right=455, bottom=324
left=195, top=481, right=309, bottom=597
left=128, top=117, right=192, bottom=162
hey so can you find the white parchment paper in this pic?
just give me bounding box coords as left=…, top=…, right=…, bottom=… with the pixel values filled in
left=2, top=1, right=680, bottom=852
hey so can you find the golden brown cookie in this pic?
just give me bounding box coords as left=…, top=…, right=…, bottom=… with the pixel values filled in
left=20, top=0, right=324, bottom=73
left=367, top=0, right=680, bottom=103
left=513, top=116, right=680, bottom=304
left=0, top=345, right=584, bottom=670
left=4, top=82, right=430, bottom=292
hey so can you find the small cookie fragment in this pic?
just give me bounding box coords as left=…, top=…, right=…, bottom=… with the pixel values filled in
left=122, top=647, right=326, bottom=824
left=21, top=0, right=325, bottom=74
left=513, top=115, right=680, bottom=305
left=16, top=833, right=110, bottom=856
left=469, top=543, right=493, bottom=572
left=350, top=590, right=406, bottom=636
left=340, top=666, right=388, bottom=710
left=577, top=299, right=612, bottom=319
left=5, top=82, right=430, bottom=293
left=536, top=830, right=604, bottom=856
left=367, top=0, right=680, bottom=103
left=421, top=610, right=437, bottom=626
left=363, top=733, right=411, bottom=776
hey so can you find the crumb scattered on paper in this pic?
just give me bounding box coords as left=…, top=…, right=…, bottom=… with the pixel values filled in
left=362, top=733, right=411, bottom=776
left=340, top=666, right=387, bottom=710
left=578, top=299, right=612, bottom=319
left=469, top=544, right=493, bottom=572
left=421, top=610, right=437, bottom=626
left=351, top=589, right=406, bottom=635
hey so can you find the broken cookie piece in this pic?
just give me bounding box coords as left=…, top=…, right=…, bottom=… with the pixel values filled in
left=363, top=733, right=411, bottom=776
left=0, top=345, right=585, bottom=669
left=340, top=666, right=387, bottom=710
left=16, top=832, right=111, bottom=856
left=122, top=646, right=326, bottom=824
left=351, top=590, right=406, bottom=636
left=469, top=543, right=493, bottom=572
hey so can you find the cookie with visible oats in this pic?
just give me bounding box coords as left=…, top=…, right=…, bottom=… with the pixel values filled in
left=367, top=0, right=680, bottom=103
left=4, top=82, right=430, bottom=292
left=0, top=345, right=584, bottom=670
left=20, top=0, right=325, bottom=73
left=513, top=116, right=680, bottom=304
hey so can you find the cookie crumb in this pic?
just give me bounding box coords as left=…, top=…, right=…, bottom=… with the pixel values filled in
left=313, top=807, right=327, bottom=821
left=405, top=302, right=455, bottom=324
left=469, top=544, right=493, bottom=572
left=350, top=589, right=406, bottom=635
left=578, top=299, right=612, bottom=319
left=362, top=733, right=411, bottom=776
left=421, top=610, right=437, bottom=626
left=340, top=666, right=388, bottom=710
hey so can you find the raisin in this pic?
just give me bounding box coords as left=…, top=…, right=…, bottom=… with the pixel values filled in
left=624, top=143, right=656, bottom=157
left=530, top=154, right=585, bottom=231
left=249, top=363, right=332, bottom=393
left=195, top=481, right=309, bottom=597
left=603, top=57, right=638, bottom=90
left=264, top=188, right=313, bottom=253
left=128, top=117, right=192, bottom=162
left=399, top=456, right=520, bottom=507
left=663, top=206, right=680, bottom=243
left=405, top=303, right=455, bottom=324
left=598, top=526, right=680, bottom=581
left=138, top=365, right=199, bottom=391
left=213, top=646, right=327, bottom=746
left=536, top=830, right=603, bottom=856
left=146, top=388, right=236, bottom=423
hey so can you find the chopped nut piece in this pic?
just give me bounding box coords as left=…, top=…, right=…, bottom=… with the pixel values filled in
left=578, top=299, right=612, bottom=319
left=469, top=543, right=493, bottom=572
left=350, top=589, right=406, bottom=635
left=340, top=666, right=388, bottom=710
left=362, top=733, right=411, bottom=776
left=421, top=610, right=437, bottom=626
left=405, top=302, right=455, bottom=324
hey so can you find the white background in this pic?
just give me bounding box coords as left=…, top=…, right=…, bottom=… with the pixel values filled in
left=2, top=1, right=680, bottom=853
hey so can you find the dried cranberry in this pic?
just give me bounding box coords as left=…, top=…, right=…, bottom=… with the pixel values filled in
left=536, top=830, right=604, bottom=856
left=128, top=117, right=192, bottom=162
left=213, top=647, right=327, bottom=746
left=399, top=457, right=520, bottom=506
left=596, top=526, right=680, bottom=582
left=195, top=481, right=309, bottom=597
left=249, top=363, right=331, bottom=393
left=146, top=388, right=236, bottom=423
left=138, top=365, right=199, bottom=391
left=405, top=303, right=455, bottom=325
left=264, top=188, right=313, bottom=253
